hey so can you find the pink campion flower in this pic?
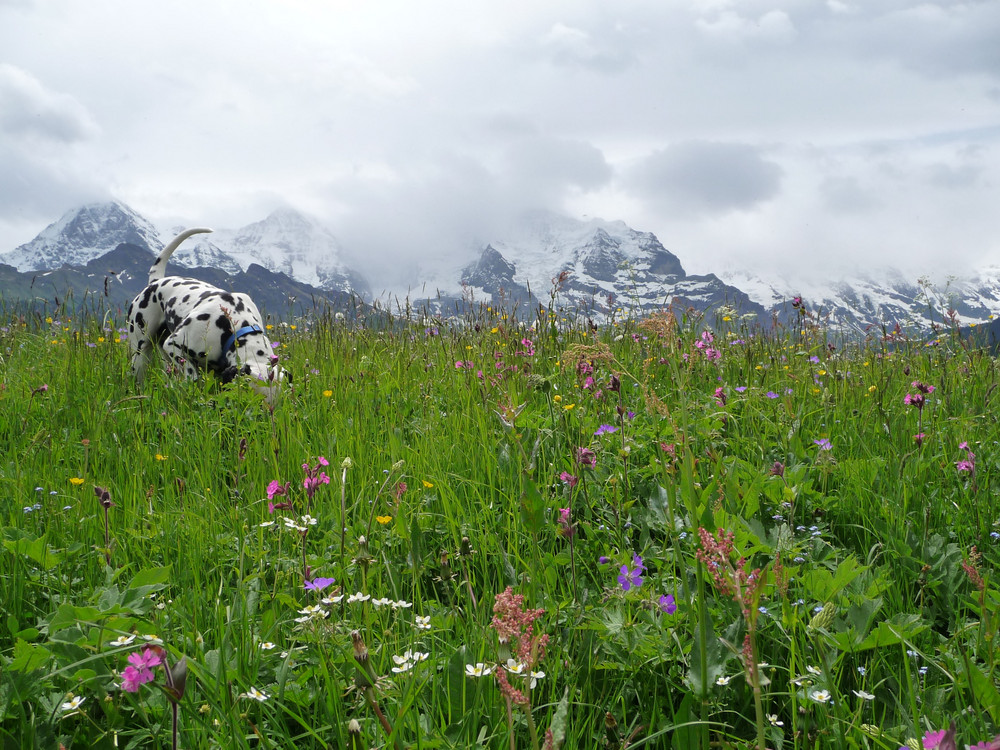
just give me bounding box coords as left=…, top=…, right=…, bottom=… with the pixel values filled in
left=914, top=433, right=926, bottom=447
left=912, top=381, right=936, bottom=394
left=904, top=392, right=926, bottom=410
left=302, top=458, right=331, bottom=500
left=267, top=480, right=291, bottom=500
left=120, top=647, right=162, bottom=692
left=575, top=447, right=597, bottom=469
left=559, top=471, right=578, bottom=488
left=956, top=441, right=976, bottom=475
left=120, top=665, right=145, bottom=693
left=557, top=508, right=575, bottom=539
left=714, top=387, right=727, bottom=407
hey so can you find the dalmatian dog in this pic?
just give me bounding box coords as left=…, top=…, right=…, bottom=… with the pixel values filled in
left=126, top=227, right=285, bottom=398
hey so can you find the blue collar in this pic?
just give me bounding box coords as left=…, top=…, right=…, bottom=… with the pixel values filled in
left=223, top=325, right=263, bottom=353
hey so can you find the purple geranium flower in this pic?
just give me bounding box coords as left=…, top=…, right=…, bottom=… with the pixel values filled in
left=304, top=576, right=336, bottom=592
left=594, top=424, right=619, bottom=436
left=658, top=594, right=677, bottom=614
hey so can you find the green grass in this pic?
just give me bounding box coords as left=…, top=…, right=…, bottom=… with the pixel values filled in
left=1, top=303, right=998, bottom=749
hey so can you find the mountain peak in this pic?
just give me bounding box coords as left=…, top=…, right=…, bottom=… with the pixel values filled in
left=0, top=200, right=162, bottom=272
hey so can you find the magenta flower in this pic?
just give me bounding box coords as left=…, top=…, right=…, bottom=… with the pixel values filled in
left=557, top=508, right=575, bottom=539
left=658, top=594, right=677, bottom=614
left=559, top=471, right=578, bottom=488
left=120, top=647, right=162, bottom=692
left=302, top=457, right=331, bottom=500
left=575, top=447, right=597, bottom=469
left=267, top=480, right=290, bottom=500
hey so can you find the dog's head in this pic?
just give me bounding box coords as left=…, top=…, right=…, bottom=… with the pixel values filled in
left=222, top=328, right=289, bottom=403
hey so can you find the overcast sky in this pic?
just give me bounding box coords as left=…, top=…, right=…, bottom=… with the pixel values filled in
left=1, top=0, right=998, bottom=286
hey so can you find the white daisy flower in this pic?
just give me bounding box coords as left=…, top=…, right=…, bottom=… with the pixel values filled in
left=529, top=670, right=545, bottom=689
left=244, top=687, right=269, bottom=702
left=60, top=695, right=86, bottom=713
left=259, top=520, right=275, bottom=527
left=260, top=642, right=276, bottom=651
left=414, top=615, right=431, bottom=630
left=322, top=594, right=344, bottom=605
left=504, top=659, right=526, bottom=675
left=716, top=675, right=732, bottom=686
left=109, top=635, right=136, bottom=647
left=465, top=663, right=494, bottom=677
left=810, top=689, right=831, bottom=703
left=806, top=665, right=822, bottom=676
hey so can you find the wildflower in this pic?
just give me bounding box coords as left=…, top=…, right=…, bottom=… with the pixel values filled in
left=69, top=477, right=85, bottom=486
left=466, top=662, right=494, bottom=677
left=617, top=555, right=644, bottom=592
left=323, top=389, right=333, bottom=397
left=813, top=438, right=832, bottom=451
left=767, top=714, right=784, bottom=727
left=529, top=670, right=545, bottom=689
left=347, top=592, right=371, bottom=604
left=415, top=615, right=431, bottom=630
left=770, top=461, right=785, bottom=477
left=809, top=689, right=831, bottom=703
left=376, top=515, right=392, bottom=525
left=244, top=687, right=269, bottom=702
left=853, top=689, right=875, bottom=700
left=557, top=507, right=575, bottom=538
left=575, top=447, right=597, bottom=469
left=260, top=642, right=276, bottom=651
left=716, top=675, right=731, bottom=686
left=594, top=424, right=619, bottom=436
left=60, top=695, right=85, bottom=713
left=598, top=555, right=609, bottom=565
left=304, top=576, right=336, bottom=592
left=110, top=635, right=136, bottom=647
left=302, top=458, right=331, bottom=500
left=422, top=479, right=434, bottom=488
left=914, top=432, right=926, bottom=447
left=658, top=594, right=677, bottom=614
left=504, top=658, right=526, bottom=675
left=921, top=729, right=947, bottom=748
left=766, top=391, right=779, bottom=399
left=559, top=471, right=578, bottom=488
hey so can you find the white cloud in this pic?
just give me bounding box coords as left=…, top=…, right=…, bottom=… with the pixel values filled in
left=0, top=0, right=998, bottom=285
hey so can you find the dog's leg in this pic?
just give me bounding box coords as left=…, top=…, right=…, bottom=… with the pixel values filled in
left=160, top=333, right=203, bottom=381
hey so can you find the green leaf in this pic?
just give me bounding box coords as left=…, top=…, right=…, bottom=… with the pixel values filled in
left=10, top=639, right=52, bottom=673
left=519, top=477, right=545, bottom=535
left=129, top=566, right=171, bottom=588
left=2, top=536, right=62, bottom=570
left=547, top=686, right=570, bottom=749
left=958, top=655, right=1000, bottom=724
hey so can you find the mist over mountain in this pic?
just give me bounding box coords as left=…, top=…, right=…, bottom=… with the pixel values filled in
left=1, top=201, right=997, bottom=335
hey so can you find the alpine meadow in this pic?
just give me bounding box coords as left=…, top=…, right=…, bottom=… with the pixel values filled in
left=2, top=294, right=999, bottom=750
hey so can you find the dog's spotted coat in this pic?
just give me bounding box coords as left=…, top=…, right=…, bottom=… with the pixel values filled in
left=126, top=228, right=282, bottom=390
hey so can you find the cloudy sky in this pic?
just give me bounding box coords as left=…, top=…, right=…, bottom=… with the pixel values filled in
left=1, top=0, right=998, bottom=286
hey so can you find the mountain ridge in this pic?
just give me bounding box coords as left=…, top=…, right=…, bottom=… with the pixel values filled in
left=2, top=201, right=998, bottom=334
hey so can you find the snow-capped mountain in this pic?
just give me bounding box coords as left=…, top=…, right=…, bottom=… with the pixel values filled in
left=0, top=202, right=370, bottom=298
left=188, top=208, right=369, bottom=296
left=1, top=201, right=163, bottom=271
left=415, top=211, right=764, bottom=319
left=719, top=266, right=1000, bottom=335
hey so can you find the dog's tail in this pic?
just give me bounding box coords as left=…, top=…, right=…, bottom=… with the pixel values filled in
left=148, top=227, right=214, bottom=283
